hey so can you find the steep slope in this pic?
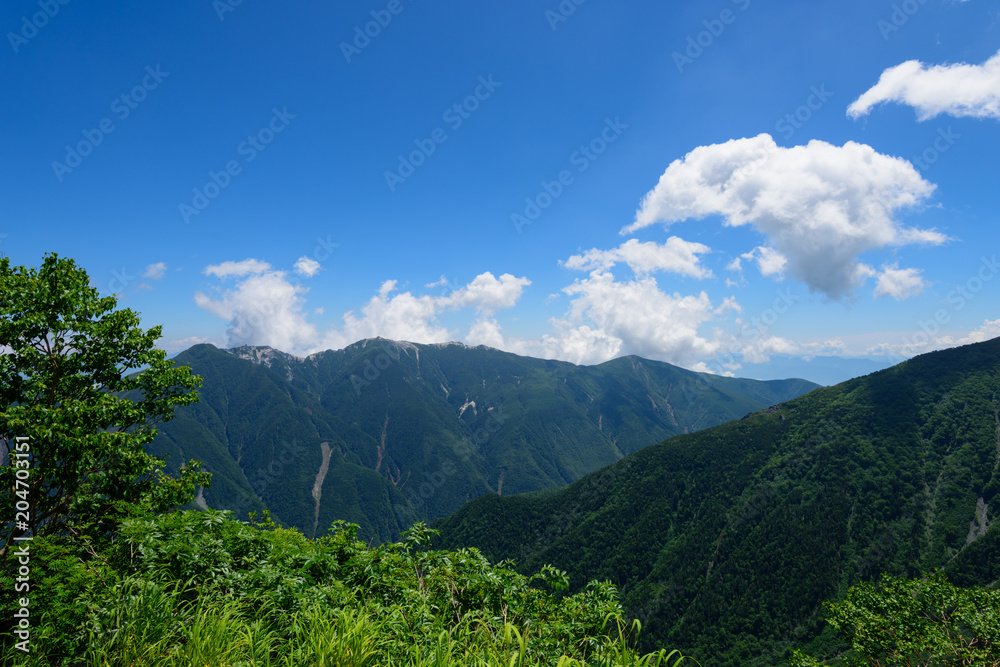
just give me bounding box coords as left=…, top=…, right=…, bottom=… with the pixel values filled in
left=152, top=339, right=818, bottom=543
left=433, top=338, right=1000, bottom=666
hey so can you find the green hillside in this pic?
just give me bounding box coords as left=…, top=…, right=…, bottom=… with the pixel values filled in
left=151, top=340, right=817, bottom=543
left=433, top=337, right=1000, bottom=665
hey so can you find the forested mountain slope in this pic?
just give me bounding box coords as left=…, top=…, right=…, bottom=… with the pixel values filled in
left=433, top=337, right=1000, bottom=665
left=151, top=340, right=817, bottom=543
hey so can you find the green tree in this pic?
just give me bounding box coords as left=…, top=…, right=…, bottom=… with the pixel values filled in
left=0, top=254, right=209, bottom=557
left=791, top=572, right=1000, bottom=666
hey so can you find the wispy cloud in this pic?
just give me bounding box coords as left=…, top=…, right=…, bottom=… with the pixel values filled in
left=849, top=49, right=1000, bottom=120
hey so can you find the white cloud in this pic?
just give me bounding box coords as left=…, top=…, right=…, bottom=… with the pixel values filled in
left=204, top=259, right=272, bottom=279
left=867, top=319, right=1000, bottom=360
left=465, top=317, right=507, bottom=349
left=741, top=246, right=787, bottom=277
left=439, top=272, right=531, bottom=314
left=714, top=295, right=742, bottom=316
left=196, top=262, right=531, bottom=356
left=626, top=134, right=943, bottom=299
left=562, top=237, right=713, bottom=278
left=513, top=271, right=721, bottom=366
left=144, top=262, right=167, bottom=280
left=958, top=319, right=1000, bottom=344
left=848, top=49, right=1000, bottom=120
left=320, top=282, right=451, bottom=349
left=738, top=335, right=799, bottom=364
left=294, top=256, right=322, bottom=277
left=195, top=270, right=319, bottom=353
left=873, top=264, right=927, bottom=300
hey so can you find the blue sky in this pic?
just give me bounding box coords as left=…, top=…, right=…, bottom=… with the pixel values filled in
left=4, top=0, right=999, bottom=382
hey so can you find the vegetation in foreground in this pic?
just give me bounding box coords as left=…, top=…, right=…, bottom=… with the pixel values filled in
left=2, top=512, right=685, bottom=666
left=792, top=572, right=1000, bottom=666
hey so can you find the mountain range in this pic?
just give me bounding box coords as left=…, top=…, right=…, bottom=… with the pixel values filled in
left=432, top=337, right=1000, bottom=665
left=151, top=339, right=818, bottom=543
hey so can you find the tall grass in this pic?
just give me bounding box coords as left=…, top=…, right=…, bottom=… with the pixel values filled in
left=1, top=514, right=689, bottom=666
left=4, top=587, right=685, bottom=666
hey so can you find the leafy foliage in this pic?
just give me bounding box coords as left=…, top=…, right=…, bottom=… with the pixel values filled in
left=0, top=253, right=209, bottom=552
left=1, top=511, right=687, bottom=666
left=791, top=573, right=1000, bottom=666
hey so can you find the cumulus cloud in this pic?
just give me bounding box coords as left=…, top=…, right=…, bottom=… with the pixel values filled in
left=204, top=259, right=272, bottom=279
left=509, top=271, right=721, bottom=366
left=195, top=269, right=319, bottom=353
left=562, top=237, right=713, bottom=278
left=848, top=49, right=1000, bottom=120
left=144, top=262, right=167, bottom=280
left=741, top=246, right=787, bottom=277
left=625, top=134, right=943, bottom=299
left=873, top=264, right=927, bottom=300
left=195, top=260, right=531, bottom=356
left=439, top=272, right=532, bottom=314
left=294, top=256, right=322, bottom=277
left=465, top=317, right=507, bottom=349
left=320, top=281, right=451, bottom=348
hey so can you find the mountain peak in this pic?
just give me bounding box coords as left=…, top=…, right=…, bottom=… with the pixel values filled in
left=225, top=345, right=301, bottom=367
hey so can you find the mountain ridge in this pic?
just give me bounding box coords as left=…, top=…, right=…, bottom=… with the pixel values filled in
left=151, top=340, right=819, bottom=543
